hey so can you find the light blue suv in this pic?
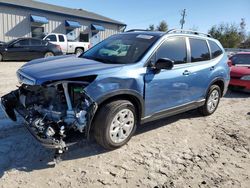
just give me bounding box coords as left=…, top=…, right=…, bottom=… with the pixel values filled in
left=1, top=29, right=230, bottom=157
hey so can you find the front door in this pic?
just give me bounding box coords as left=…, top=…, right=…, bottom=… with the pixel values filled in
left=5, top=39, right=30, bottom=61
left=144, top=37, right=198, bottom=116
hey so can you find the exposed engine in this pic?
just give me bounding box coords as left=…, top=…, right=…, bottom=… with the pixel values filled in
left=1, top=81, right=97, bottom=161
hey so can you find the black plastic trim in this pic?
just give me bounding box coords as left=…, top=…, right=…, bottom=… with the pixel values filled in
left=141, top=99, right=205, bottom=124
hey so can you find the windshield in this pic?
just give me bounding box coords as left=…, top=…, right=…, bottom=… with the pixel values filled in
left=5, top=39, right=17, bottom=46
left=81, top=33, right=159, bottom=64
left=231, top=54, right=250, bottom=65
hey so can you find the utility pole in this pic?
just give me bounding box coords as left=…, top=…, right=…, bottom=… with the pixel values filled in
left=180, top=9, right=186, bottom=29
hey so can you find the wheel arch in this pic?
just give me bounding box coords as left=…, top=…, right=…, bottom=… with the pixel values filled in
left=95, top=91, right=145, bottom=121
left=75, top=47, right=85, bottom=53
left=207, top=78, right=225, bottom=97
left=88, top=90, right=145, bottom=137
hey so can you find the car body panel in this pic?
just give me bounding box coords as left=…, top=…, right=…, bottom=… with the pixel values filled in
left=19, top=55, right=124, bottom=85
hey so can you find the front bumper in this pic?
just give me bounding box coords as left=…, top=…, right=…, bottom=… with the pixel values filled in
left=230, top=78, right=250, bottom=90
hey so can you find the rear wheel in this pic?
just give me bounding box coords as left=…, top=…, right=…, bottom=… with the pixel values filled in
left=93, top=100, right=137, bottom=150
left=199, top=85, right=221, bottom=116
left=0, top=53, right=3, bottom=61
left=44, top=52, right=54, bottom=58
left=75, top=48, right=84, bottom=57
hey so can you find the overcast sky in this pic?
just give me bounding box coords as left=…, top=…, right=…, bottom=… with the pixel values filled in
left=38, top=0, right=250, bottom=33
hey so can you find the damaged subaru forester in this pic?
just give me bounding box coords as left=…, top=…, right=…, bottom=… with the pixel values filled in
left=0, top=29, right=230, bottom=161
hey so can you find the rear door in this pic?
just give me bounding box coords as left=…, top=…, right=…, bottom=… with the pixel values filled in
left=29, top=39, right=47, bottom=60
left=185, top=37, right=214, bottom=100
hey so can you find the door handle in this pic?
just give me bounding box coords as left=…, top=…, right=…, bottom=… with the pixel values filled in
left=210, top=66, right=215, bottom=71
left=183, top=70, right=191, bottom=76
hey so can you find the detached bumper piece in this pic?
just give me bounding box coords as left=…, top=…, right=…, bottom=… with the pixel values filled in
left=0, top=91, right=19, bottom=121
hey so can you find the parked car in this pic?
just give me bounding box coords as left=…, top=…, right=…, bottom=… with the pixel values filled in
left=0, top=38, right=63, bottom=61
left=0, top=29, right=230, bottom=160
left=43, top=33, right=90, bottom=56
left=229, top=52, right=250, bottom=91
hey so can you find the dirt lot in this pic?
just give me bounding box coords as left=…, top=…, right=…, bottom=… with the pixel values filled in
left=0, top=62, right=249, bottom=188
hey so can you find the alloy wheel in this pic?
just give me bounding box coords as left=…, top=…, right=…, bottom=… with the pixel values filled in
left=109, top=109, right=135, bottom=144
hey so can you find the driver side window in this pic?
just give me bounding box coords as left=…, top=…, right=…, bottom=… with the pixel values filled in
left=13, top=39, right=29, bottom=47
left=156, top=37, right=187, bottom=64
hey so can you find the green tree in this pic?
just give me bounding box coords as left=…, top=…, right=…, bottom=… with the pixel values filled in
left=240, top=34, right=250, bottom=48
left=208, top=23, right=243, bottom=48
left=157, top=21, right=168, bottom=32
left=147, top=24, right=155, bottom=31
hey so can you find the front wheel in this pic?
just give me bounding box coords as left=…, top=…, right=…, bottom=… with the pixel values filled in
left=93, top=100, right=137, bottom=150
left=199, top=85, right=221, bottom=116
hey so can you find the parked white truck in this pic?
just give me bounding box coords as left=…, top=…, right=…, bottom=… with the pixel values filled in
left=43, top=33, right=90, bottom=56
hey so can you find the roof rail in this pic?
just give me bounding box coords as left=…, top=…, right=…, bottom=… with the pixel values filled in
left=126, top=29, right=150, bottom=32
left=166, top=29, right=211, bottom=37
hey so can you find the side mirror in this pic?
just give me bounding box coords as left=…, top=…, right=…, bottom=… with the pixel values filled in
left=155, top=58, right=174, bottom=70
left=227, top=59, right=233, bottom=67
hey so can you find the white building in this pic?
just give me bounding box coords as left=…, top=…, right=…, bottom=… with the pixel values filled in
left=0, top=0, right=126, bottom=46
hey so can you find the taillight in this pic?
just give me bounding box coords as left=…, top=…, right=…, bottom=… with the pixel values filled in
left=227, top=60, right=233, bottom=67
left=56, top=45, right=61, bottom=51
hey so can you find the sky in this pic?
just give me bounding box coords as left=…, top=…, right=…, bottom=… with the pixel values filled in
left=38, top=0, right=250, bottom=33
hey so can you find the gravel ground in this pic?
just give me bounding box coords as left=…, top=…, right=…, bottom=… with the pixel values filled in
left=0, top=62, right=249, bottom=188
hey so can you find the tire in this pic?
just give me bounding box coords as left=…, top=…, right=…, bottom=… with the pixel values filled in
left=75, top=48, right=84, bottom=57
left=199, top=85, right=221, bottom=116
left=44, top=52, right=54, bottom=58
left=93, top=100, right=137, bottom=150
left=0, top=53, right=3, bottom=62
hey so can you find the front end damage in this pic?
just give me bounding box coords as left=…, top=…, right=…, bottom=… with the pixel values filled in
left=0, top=81, right=97, bottom=161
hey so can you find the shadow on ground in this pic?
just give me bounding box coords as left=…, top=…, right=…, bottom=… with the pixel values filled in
left=0, top=90, right=248, bottom=177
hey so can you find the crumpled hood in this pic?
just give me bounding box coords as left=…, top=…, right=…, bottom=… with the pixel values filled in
left=230, top=65, right=250, bottom=78
left=18, top=55, right=123, bottom=84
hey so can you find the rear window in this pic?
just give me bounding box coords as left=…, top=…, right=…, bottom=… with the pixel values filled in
left=208, top=40, right=223, bottom=58
left=30, top=39, right=42, bottom=46
left=59, top=35, right=65, bottom=42
left=189, top=38, right=210, bottom=62
left=231, top=54, right=250, bottom=65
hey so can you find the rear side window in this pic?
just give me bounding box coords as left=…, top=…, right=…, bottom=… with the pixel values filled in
left=30, top=39, right=42, bottom=46
left=156, top=37, right=187, bottom=64
left=59, top=35, right=65, bottom=42
left=208, top=40, right=223, bottom=58
left=189, top=38, right=210, bottom=62
left=45, top=35, right=57, bottom=42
